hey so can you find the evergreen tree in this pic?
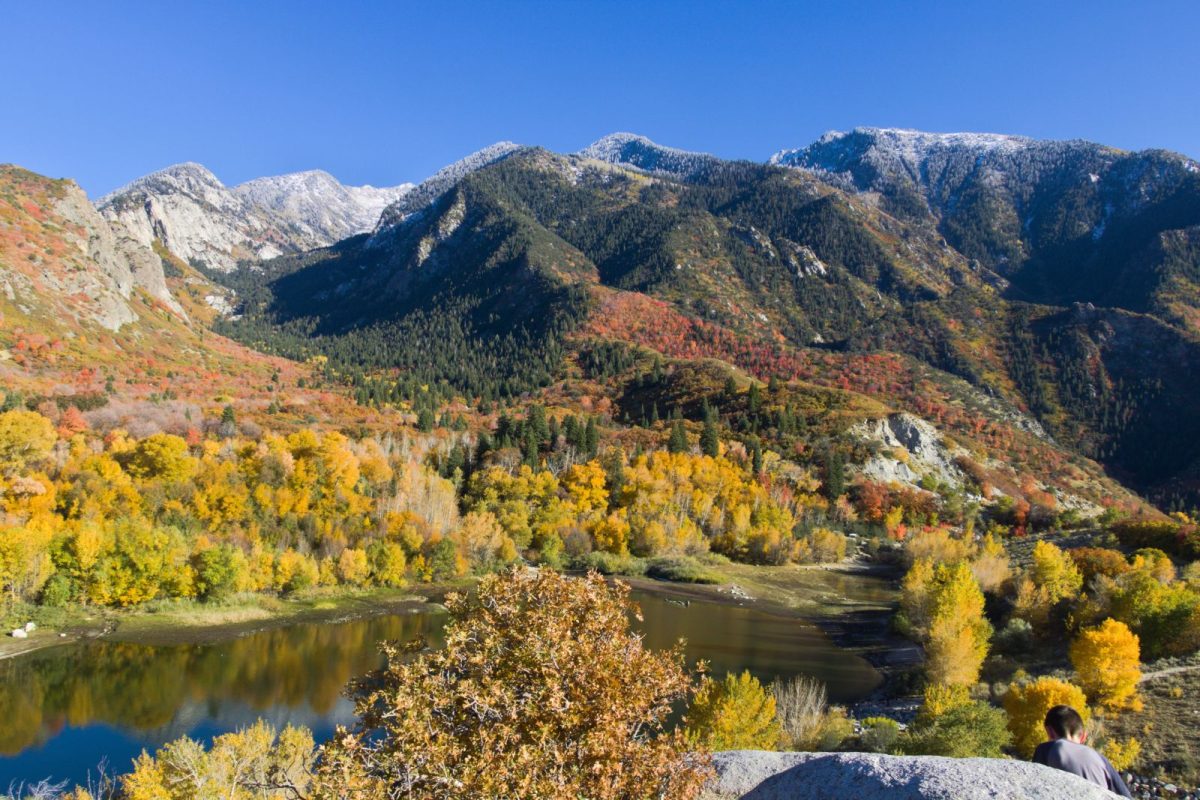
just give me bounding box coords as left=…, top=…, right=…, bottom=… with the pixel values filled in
left=824, top=449, right=845, bottom=500
left=751, top=438, right=763, bottom=476
left=417, top=407, right=436, bottom=433
left=583, top=416, right=599, bottom=457
left=700, top=406, right=720, bottom=458
left=748, top=383, right=762, bottom=414
left=527, top=404, right=551, bottom=443
left=668, top=420, right=689, bottom=454
left=522, top=426, right=541, bottom=468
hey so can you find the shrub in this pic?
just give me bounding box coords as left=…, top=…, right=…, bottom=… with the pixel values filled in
left=1068, top=547, right=1131, bottom=584
left=1003, top=677, right=1090, bottom=758
left=1101, top=737, right=1141, bottom=772
left=312, top=569, right=712, bottom=799
left=811, top=706, right=855, bottom=752
left=1114, top=519, right=1200, bottom=561
left=645, top=556, right=722, bottom=584
left=795, top=527, right=847, bottom=564
left=921, top=683, right=970, bottom=717
left=1069, top=619, right=1142, bottom=711
left=772, top=675, right=827, bottom=749
left=859, top=717, right=901, bottom=753
left=994, top=618, right=1034, bottom=655
left=900, top=701, right=1010, bottom=758
left=575, top=550, right=645, bottom=576
left=120, top=720, right=314, bottom=799
left=686, top=671, right=781, bottom=751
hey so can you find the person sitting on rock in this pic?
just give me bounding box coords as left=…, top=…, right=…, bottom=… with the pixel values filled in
left=1033, top=705, right=1132, bottom=798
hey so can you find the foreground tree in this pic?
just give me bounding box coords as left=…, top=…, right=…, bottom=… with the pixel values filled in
left=312, top=568, right=712, bottom=800
left=685, top=671, right=781, bottom=751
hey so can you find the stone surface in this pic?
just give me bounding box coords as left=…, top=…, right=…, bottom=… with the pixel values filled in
left=703, top=751, right=1121, bottom=800
left=99, top=163, right=410, bottom=272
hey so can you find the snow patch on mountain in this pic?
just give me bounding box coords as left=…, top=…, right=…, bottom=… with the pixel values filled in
left=374, top=142, right=525, bottom=232
left=233, top=170, right=411, bottom=244
left=577, top=132, right=723, bottom=180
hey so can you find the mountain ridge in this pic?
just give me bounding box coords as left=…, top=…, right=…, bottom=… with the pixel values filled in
left=97, top=162, right=411, bottom=272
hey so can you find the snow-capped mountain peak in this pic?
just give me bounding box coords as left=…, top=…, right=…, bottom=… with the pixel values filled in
left=770, top=127, right=1037, bottom=175
left=98, top=163, right=412, bottom=271
left=374, top=141, right=526, bottom=230
left=577, top=132, right=723, bottom=180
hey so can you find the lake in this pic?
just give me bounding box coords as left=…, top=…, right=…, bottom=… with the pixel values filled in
left=0, top=588, right=882, bottom=789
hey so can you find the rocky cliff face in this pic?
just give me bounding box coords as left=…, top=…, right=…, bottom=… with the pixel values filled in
left=0, top=165, right=180, bottom=330
left=98, top=163, right=410, bottom=272
left=232, top=170, right=411, bottom=245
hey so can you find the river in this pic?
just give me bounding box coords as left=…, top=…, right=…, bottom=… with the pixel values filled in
left=0, top=588, right=883, bottom=789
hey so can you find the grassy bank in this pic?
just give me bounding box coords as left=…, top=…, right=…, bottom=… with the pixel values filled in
left=0, top=560, right=898, bottom=661
left=0, top=581, right=472, bottom=660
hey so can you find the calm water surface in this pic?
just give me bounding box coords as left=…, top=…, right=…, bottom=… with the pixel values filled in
left=0, top=589, right=881, bottom=788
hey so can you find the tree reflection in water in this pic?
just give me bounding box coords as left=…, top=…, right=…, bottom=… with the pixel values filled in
left=0, top=611, right=444, bottom=756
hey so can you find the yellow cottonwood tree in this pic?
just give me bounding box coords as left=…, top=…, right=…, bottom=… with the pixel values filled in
left=1004, top=677, right=1090, bottom=758
left=1069, top=618, right=1142, bottom=711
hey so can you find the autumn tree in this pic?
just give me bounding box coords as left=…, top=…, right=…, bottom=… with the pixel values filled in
left=1014, top=540, right=1084, bottom=630
left=1004, top=677, right=1090, bottom=758
left=311, top=569, right=712, bottom=800
left=121, top=720, right=313, bottom=799
left=1070, top=618, right=1142, bottom=711
left=0, top=409, right=56, bottom=474
left=924, top=561, right=991, bottom=687
left=685, top=671, right=781, bottom=751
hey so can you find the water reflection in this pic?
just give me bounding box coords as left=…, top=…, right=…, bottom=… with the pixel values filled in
left=0, top=590, right=881, bottom=787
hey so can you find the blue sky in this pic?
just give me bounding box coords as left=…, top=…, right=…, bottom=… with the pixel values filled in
left=3, top=0, right=1198, bottom=197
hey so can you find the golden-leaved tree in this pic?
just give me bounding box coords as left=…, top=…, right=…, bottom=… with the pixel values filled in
left=1004, top=676, right=1090, bottom=758
left=1069, top=618, right=1142, bottom=711
left=685, top=670, right=782, bottom=751
left=311, top=569, right=712, bottom=800
left=925, top=561, right=992, bottom=687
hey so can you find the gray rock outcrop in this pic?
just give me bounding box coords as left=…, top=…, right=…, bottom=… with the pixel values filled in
left=704, top=751, right=1121, bottom=800
left=98, top=163, right=410, bottom=272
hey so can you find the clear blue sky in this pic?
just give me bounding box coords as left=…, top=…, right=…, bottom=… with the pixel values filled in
left=3, top=0, right=1198, bottom=197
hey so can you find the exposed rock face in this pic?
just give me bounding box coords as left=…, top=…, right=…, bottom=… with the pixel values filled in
left=850, top=413, right=967, bottom=489
left=232, top=170, right=411, bottom=245
left=0, top=165, right=180, bottom=330
left=98, top=163, right=410, bottom=272
left=703, top=751, right=1119, bottom=800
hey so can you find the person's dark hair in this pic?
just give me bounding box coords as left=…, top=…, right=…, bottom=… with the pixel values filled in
left=1044, top=705, right=1085, bottom=739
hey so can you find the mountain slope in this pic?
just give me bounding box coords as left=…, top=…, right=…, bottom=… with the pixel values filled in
left=205, top=146, right=1147, bottom=511
left=577, top=132, right=725, bottom=181
left=0, top=164, right=179, bottom=331
left=372, top=141, right=526, bottom=230
left=97, top=163, right=410, bottom=272
left=774, top=127, right=1200, bottom=334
